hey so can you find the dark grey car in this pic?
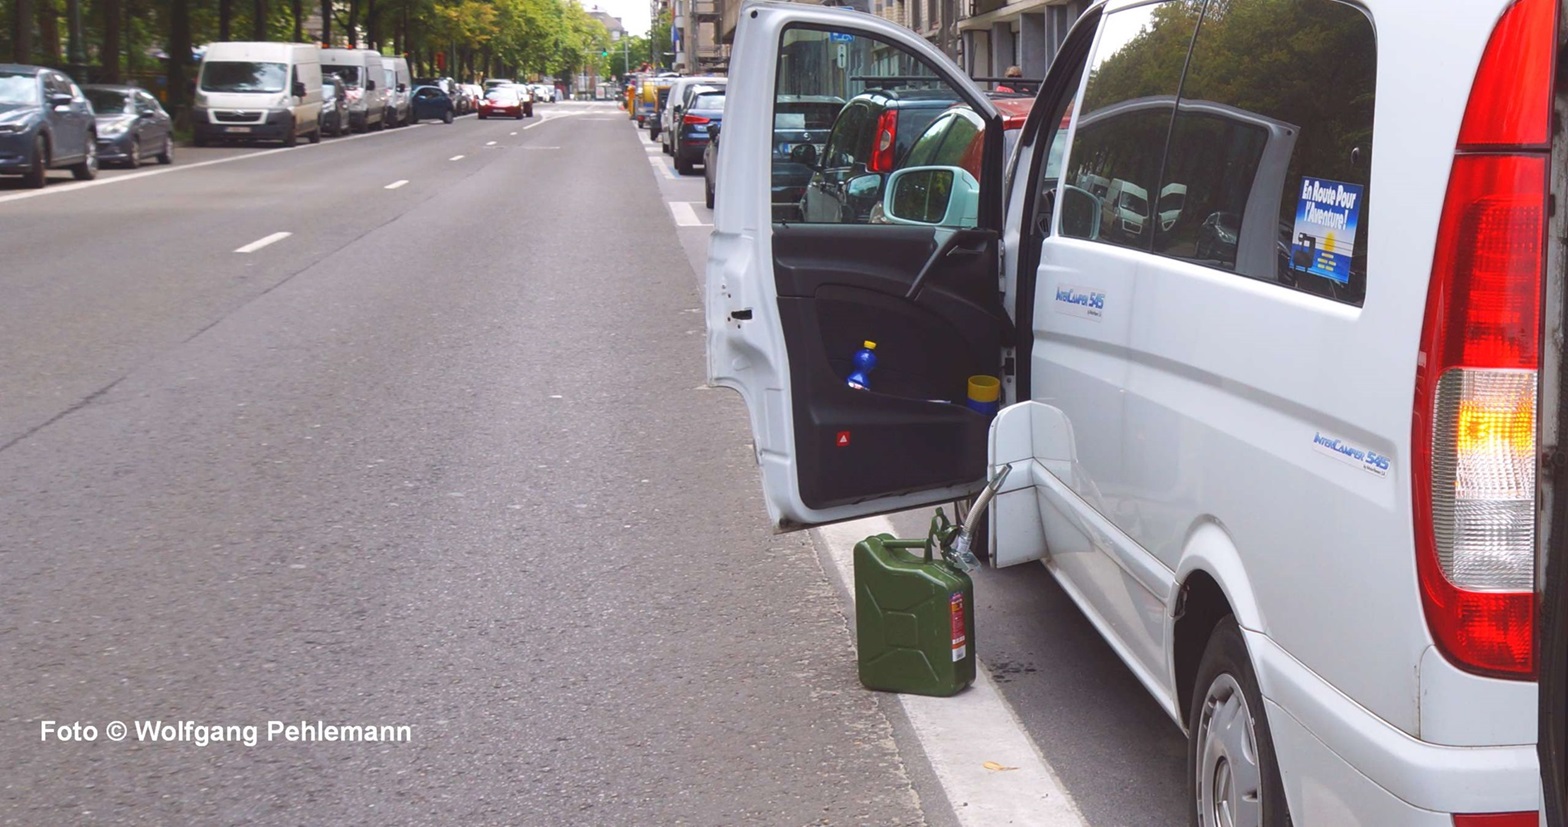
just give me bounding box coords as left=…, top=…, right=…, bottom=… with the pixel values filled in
left=83, top=84, right=173, bottom=168
left=0, top=64, right=97, bottom=188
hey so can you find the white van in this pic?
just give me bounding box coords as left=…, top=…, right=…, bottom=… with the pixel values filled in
left=385, top=56, right=411, bottom=127
left=319, top=48, right=386, bottom=132
left=192, top=42, right=322, bottom=146
left=708, top=0, right=1561, bottom=824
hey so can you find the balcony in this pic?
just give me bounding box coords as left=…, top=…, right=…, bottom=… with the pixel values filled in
left=694, top=0, right=720, bottom=18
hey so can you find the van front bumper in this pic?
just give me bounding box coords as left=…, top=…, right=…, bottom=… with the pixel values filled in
left=1250, top=630, right=1538, bottom=822
left=192, top=107, right=293, bottom=141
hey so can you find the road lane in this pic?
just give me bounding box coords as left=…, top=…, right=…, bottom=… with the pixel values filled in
left=0, top=103, right=932, bottom=825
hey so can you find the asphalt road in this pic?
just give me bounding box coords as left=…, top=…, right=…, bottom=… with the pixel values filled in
left=0, top=102, right=1187, bottom=826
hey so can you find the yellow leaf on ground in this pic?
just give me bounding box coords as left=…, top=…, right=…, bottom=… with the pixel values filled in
left=982, top=761, right=1019, bottom=772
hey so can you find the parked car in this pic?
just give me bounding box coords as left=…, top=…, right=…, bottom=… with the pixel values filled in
left=409, top=85, right=454, bottom=124
left=661, top=76, right=726, bottom=155
left=711, top=1, right=1559, bottom=823
left=320, top=48, right=386, bottom=132
left=193, top=41, right=322, bottom=146
left=673, top=88, right=724, bottom=176
left=459, top=83, right=483, bottom=114
left=478, top=87, right=525, bottom=120
left=318, top=75, right=349, bottom=136
left=764, top=95, right=844, bottom=221
left=798, top=85, right=959, bottom=223
left=0, top=64, right=97, bottom=187
left=82, top=84, right=172, bottom=168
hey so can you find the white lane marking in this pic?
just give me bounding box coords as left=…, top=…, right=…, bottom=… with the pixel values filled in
left=384, top=179, right=409, bottom=190
left=0, top=124, right=422, bottom=207
left=510, top=131, right=518, bottom=136
left=486, top=141, right=497, bottom=146
left=669, top=201, right=711, bottom=227
left=648, top=156, right=677, bottom=181
left=234, top=231, right=292, bottom=254
left=449, top=154, right=465, bottom=161
left=815, top=517, right=1089, bottom=827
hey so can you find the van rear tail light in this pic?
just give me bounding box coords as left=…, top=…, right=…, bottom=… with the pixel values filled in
left=1458, top=0, right=1555, bottom=148
left=868, top=110, right=898, bottom=173
left=1415, top=153, right=1546, bottom=678
left=1453, top=813, right=1542, bottom=827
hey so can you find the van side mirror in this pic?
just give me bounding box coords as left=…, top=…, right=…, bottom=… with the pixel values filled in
left=292, top=81, right=307, bottom=98
left=881, top=166, right=981, bottom=228
left=398, top=83, right=406, bottom=93
left=789, top=143, right=817, bottom=168
left=366, top=80, right=377, bottom=91
left=1058, top=185, right=1102, bottom=240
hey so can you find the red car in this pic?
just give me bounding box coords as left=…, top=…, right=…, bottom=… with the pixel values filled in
left=478, top=88, right=525, bottom=120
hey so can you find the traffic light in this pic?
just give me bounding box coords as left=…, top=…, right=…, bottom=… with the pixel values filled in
left=601, top=49, right=609, bottom=57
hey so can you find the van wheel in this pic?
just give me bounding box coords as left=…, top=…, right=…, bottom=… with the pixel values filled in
left=71, top=139, right=97, bottom=180
left=309, top=122, right=322, bottom=144
left=23, top=137, right=48, bottom=188
left=283, top=121, right=298, bottom=148
left=1188, top=617, right=1289, bottom=827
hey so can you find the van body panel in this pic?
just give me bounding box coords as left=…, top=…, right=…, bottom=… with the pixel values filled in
left=320, top=48, right=385, bottom=130
left=193, top=42, right=321, bottom=143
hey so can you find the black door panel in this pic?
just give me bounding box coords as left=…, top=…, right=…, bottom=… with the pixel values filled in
left=774, top=223, right=1000, bottom=510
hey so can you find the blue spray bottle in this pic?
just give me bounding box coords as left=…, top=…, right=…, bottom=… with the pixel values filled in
left=846, top=340, right=878, bottom=391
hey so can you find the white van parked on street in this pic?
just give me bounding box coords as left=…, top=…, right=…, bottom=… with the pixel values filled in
left=386, top=56, right=412, bottom=127
left=192, top=42, right=322, bottom=147
left=319, top=48, right=386, bottom=132
left=708, top=0, right=1564, bottom=824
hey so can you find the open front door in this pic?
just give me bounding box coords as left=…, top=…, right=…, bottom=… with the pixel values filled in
left=707, top=1, right=1006, bottom=531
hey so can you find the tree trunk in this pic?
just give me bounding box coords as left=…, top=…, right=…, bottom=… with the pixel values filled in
left=219, top=0, right=231, bottom=40
left=364, top=0, right=376, bottom=51
left=13, top=0, right=34, bottom=64
left=291, top=0, right=301, bottom=41
left=319, top=0, right=329, bottom=44
left=167, top=0, right=192, bottom=113
left=346, top=0, right=357, bottom=47
left=100, top=0, right=121, bottom=81
left=251, top=0, right=266, bottom=40
left=39, top=0, right=61, bottom=64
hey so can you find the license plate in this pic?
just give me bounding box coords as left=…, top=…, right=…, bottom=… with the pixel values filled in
left=224, top=126, right=253, bottom=133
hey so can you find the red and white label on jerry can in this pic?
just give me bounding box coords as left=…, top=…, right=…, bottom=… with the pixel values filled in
left=950, top=592, right=967, bottom=662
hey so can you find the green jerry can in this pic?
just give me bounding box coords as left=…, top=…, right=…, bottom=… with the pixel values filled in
left=854, top=512, right=976, bottom=697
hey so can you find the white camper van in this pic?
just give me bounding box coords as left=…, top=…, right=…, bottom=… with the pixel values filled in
left=319, top=48, right=386, bottom=132
left=192, top=42, right=322, bottom=147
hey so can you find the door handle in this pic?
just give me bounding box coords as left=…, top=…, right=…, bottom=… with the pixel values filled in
left=905, top=228, right=993, bottom=302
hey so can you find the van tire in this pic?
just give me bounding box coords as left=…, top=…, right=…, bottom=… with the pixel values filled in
left=283, top=120, right=298, bottom=148
left=309, top=122, right=322, bottom=144
left=1188, top=617, right=1289, bottom=827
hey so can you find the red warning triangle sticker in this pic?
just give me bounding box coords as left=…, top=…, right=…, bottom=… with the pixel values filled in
left=835, top=431, right=851, bottom=447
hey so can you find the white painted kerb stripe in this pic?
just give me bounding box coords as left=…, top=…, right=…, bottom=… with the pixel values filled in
left=234, top=231, right=291, bottom=254
left=384, top=179, right=409, bottom=190
left=648, top=156, right=677, bottom=181
left=668, top=201, right=711, bottom=227
left=815, top=517, right=1089, bottom=827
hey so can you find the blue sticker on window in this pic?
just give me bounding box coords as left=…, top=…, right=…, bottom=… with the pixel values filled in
left=1291, top=177, right=1363, bottom=285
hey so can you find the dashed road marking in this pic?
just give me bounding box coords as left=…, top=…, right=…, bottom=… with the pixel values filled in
left=814, top=516, right=1090, bottom=827
left=234, top=231, right=291, bottom=254
left=668, top=201, right=711, bottom=227
left=384, top=179, right=408, bottom=189
left=486, top=141, right=497, bottom=146
left=449, top=154, right=465, bottom=161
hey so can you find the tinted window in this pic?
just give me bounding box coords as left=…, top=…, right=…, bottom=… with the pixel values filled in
left=324, top=65, right=360, bottom=87
left=1162, top=0, right=1376, bottom=304
left=691, top=93, right=725, bottom=110
left=1062, top=2, right=1198, bottom=248
left=904, top=109, right=984, bottom=178
left=86, top=88, right=132, bottom=114
left=200, top=61, right=287, bottom=93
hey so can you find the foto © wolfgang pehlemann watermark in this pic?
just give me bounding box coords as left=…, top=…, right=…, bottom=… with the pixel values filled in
left=39, top=720, right=413, bottom=747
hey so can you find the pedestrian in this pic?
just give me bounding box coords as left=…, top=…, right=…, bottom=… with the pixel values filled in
left=997, top=65, right=1033, bottom=96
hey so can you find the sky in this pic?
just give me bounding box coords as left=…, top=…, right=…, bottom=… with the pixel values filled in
left=580, top=0, right=651, bottom=38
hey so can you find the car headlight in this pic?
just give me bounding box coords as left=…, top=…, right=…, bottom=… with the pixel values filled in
left=99, top=119, right=131, bottom=136
left=0, top=123, right=25, bottom=134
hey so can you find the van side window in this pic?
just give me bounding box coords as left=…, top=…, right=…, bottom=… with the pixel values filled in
left=1159, top=0, right=1376, bottom=305
left=1061, top=1, right=1201, bottom=249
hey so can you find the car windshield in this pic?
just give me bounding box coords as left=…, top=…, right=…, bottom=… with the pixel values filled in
left=323, top=66, right=360, bottom=88
left=1122, top=191, right=1149, bottom=215
left=1157, top=192, right=1185, bottom=213
left=691, top=93, right=724, bottom=111
left=0, top=72, right=39, bottom=105
left=200, top=61, right=287, bottom=93
left=486, top=90, right=516, bottom=102
left=86, top=88, right=133, bottom=114
left=774, top=101, right=841, bottom=130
